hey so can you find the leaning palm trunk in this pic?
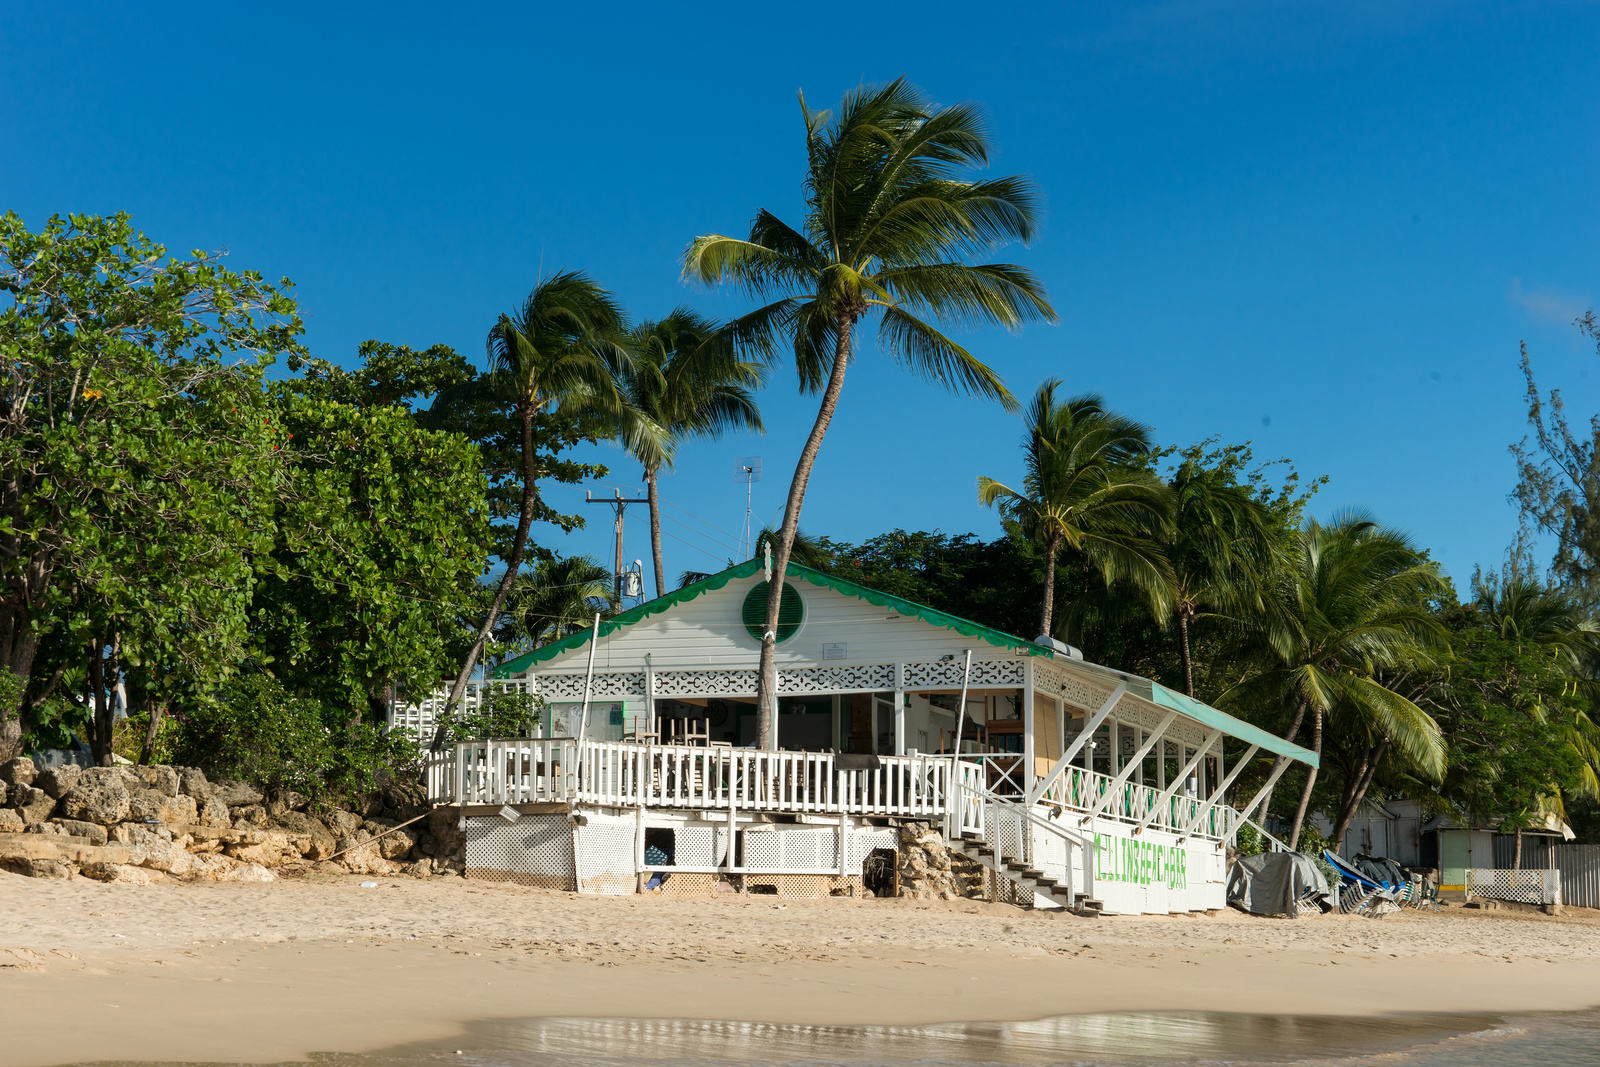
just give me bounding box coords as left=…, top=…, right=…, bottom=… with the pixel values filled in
left=442, top=408, right=537, bottom=738
left=1329, top=736, right=1389, bottom=846
left=1178, top=608, right=1195, bottom=697
left=646, top=468, right=666, bottom=600
left=1251, top=698, right=1309, bottom=824
left=1039, top=537, right=1059, bottom=638
left=1287, top=704, right=1324, bottom=849
left=757, top=318, right=855, bottom=748
left=1513, top=826, right=1523, bottom=870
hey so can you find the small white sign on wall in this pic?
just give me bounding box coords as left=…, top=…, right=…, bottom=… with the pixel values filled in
left=822, top=642, right=847, bottom=660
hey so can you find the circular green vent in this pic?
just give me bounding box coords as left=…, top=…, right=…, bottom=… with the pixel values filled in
left=742, top=580, right=804, bottom=642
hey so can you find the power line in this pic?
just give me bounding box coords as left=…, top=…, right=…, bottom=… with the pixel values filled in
left=662, top=529, right=732, bottom=567
left=663, top=512, right=739, bottom=555
left=665, top=499, right=744, bottom=544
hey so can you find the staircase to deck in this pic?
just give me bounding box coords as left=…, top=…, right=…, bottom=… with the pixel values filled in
left=949, top=831, right=1102, bottom=913
left=942, top=769, right=1103, bottom=914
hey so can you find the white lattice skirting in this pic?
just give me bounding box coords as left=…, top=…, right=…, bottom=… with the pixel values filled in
left=1467, top=868, right=1561, bottom=905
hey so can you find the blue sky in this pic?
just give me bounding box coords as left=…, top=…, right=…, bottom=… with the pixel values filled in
left=4, top=2, right=1597, bottom=595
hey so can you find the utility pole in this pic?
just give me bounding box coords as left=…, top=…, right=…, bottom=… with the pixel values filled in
left=586, top=488, right=650, bottom=603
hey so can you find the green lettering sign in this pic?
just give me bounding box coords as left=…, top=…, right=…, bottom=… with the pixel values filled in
left=1093, top=833, right=1188, bottom=890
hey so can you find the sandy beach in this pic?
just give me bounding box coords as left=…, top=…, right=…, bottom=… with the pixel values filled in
left=2, top=871, right=1599, bottom=1066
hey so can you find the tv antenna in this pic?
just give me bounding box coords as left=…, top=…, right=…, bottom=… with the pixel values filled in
left=736, top=457, right=761, bottom=560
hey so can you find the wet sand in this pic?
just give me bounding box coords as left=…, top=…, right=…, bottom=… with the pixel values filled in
left=3, top=871, right=1599, bottom=1065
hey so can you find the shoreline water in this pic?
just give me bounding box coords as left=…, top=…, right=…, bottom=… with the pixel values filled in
left=4, top=874, right=1600, bottom=1066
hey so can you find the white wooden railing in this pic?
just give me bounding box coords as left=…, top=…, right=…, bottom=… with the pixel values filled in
left=428, top=740, right=1238, bottom=844
left=436, top=738, right=949, bottom=819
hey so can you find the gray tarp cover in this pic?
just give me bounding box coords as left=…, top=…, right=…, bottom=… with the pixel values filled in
left=1228, top=852, right=1330, bottom=916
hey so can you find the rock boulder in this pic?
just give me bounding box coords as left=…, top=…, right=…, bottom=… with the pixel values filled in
left=80, top=861, right=156, bottom=884
left=0, top=856, right=73, bottom=879
left=231, top=804, right=270, bottom=829
left=127, top=789, right=197, bottom=825
left=0, top=809, right=22, bottom=833
left=58, top=772, right=130, bottom=826
left=48, top=819, right=109, bottom=846
left=12, top=785, right=57, bottom=825
left=196, top=791, right=232, bottom=828
left=34, top=764, right=81, bottom=799
left=129, top=765, right=180, bottom=797
left=0, top=757, right=36, bottom=789
left=210, top=780, right=264, bottom=808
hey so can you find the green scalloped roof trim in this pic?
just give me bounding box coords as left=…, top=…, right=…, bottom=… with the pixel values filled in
left=492, top=558, right=1050, bottom=677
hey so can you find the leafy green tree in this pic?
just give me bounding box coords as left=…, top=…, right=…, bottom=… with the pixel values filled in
left=436, top=272, right=641, bottom=718
left=1427, top=614, right=1586, bottom=867
left=251, top=397, right=490, bottom=723
left=0, top=212, right=301, bottom=762
left=1225, top=513, right=1448, bottom=848
left=978, top=381, right=1171, bottom=640
left=286, top=340, right=475, bottom=410
left=1470, top=573, right=1600, bottom=800
left=685, top=78, right=1054, bottom=747
left=618, top=309, right=764, bottom=598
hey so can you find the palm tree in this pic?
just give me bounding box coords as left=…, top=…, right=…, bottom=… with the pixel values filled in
left=1165, top=456, right=1279, bottom=696
left=501, top=555, right=618, bottom=651
left=619, top=309, right=766, bottom=599
left=683, top=78, right=1054, bottom=749
left=977, top=382, right=1171, bottom=639
left=437, top=271, right=645, bottom=721
left=1225, top=513, right=1448, bottom=848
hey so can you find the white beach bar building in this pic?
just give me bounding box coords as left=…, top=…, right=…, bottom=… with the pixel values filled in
left=397, top=560, right=1317, bottom=914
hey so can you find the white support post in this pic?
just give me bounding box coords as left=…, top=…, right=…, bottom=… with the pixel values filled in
left=894, top=661, right=906, bottom=755
left=576, top=613, right=602, bottom=745
left=634, top=806, right=646, bottom=893
left=1135, top=730, right=1221, bottom=833
left=950, top=650, right=973, bottom=756
left=643, top=653, right=656, bottom=740
left=1081, top=709, right=1180, bottom=823
left=1026, top=682, right=1127, bottom=805
left=1178, top=743, right=1258, bottom=838
left=1022, top=660, right=1036, bottom=797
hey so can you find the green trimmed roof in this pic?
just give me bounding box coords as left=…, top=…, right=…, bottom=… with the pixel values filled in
left=492, top=558, right=1052, bottom=677
left=492, top=557, right=1316, bottom=767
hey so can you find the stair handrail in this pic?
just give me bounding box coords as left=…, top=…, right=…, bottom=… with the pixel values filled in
left=1228, top=808, right=1294, bottom=854
left=948, top=763, right=1096, bottom=905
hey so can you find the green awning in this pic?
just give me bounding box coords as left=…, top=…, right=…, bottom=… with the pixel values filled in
left=1151, top=683, right=1319, bottom=768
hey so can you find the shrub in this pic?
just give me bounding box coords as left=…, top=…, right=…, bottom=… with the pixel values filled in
left=172, top=674, right=418, bottom=803
left=442, top=691, right=545, bottom=743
